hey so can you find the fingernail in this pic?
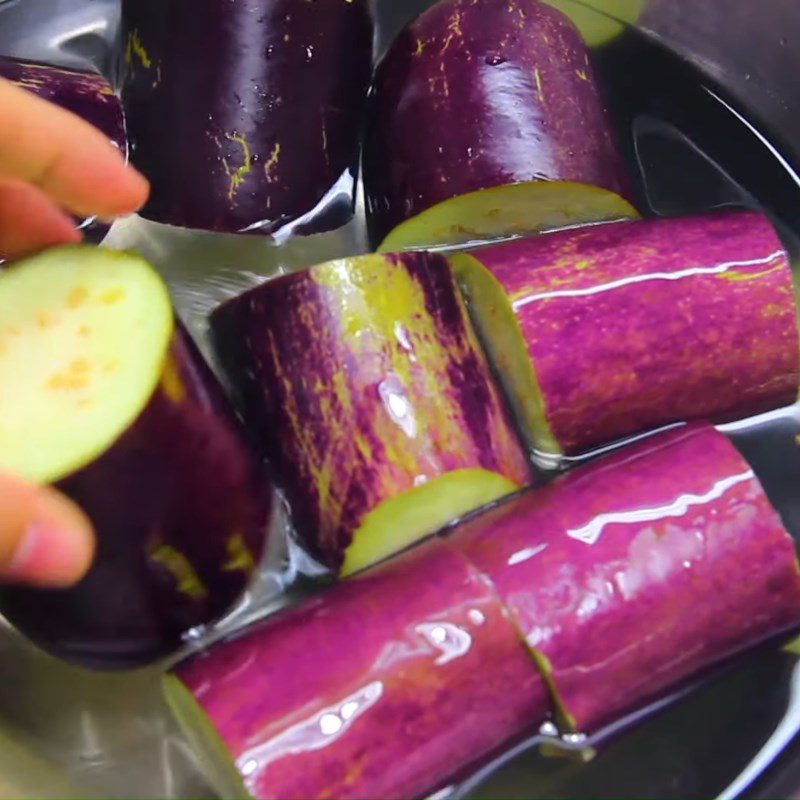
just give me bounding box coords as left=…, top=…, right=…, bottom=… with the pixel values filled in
left=3, top=519, right=91, bottom=588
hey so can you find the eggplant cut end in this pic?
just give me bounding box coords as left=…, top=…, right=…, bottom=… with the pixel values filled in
left=340, top=468, right=520, bottom=578
left=450, top=253, right=561, bottom=460
left=0, top=245, right=173, bottom=484
left=377, top=181, right=639, bottom=254
left=163, top=674, right=250, bottom=800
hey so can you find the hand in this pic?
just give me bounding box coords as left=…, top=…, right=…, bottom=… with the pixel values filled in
left=0, top=76, right=149, bottom=587
left=0, top=75, right=148, bottom=260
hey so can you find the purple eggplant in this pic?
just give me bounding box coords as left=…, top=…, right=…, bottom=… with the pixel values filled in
left=120, top=0, right=373, bottom=236
left=0, top=246, right=271, bottom=668
left=365, top=0, right=631, bottom=245
left=453, top=209, right=800, bottom=460
left=447, top=423, right=800, bottom=732
left=211, top=252, right=531, bottom=577
left=166, top=537, right=548, bottom=800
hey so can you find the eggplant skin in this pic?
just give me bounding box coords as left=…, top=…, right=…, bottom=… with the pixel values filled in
left=447, top=423, right=800, bottom=732
left=170, top=538, right=547, bottom=800
left=211, top=253, right=531, bottom=572
left=473, top=209, right=800, bottom=454
left=0, top=326, right=272, bottom=669
left=120, top=0, right=373, bottom=236
left=365, top=0, right=630, bottom=244
left=0, top=56, right=127, bottom=155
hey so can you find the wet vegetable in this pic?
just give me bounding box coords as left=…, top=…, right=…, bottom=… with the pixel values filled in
left=454, top=209, right=800, bottom=461
left=165, top=538, right=548, bottom=800
left=448, top=423, right=800, bottom=731
left=211, top=252, right=531, bottom=576
left=0, top=246, right=271, bottom=667
left=121, top=0, right=373, bottom=236
left=365, top=0, right=631, bottom=245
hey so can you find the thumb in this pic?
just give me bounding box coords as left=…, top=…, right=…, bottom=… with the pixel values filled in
left=0, top=474, right=95, bottom=588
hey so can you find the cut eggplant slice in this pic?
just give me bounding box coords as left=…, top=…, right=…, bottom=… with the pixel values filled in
left=0, top=246, right=271, bottom=668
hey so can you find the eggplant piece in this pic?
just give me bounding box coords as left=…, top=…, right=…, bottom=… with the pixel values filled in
left=0, top=246, right=271, bottom=668
left=0, top=56, right=128, bottom=241
left=446, top=423, right=800, bottom=732
left=542, top=0, right=644, bottom=47
left=120, top=0, right=373, bottom=236
left=165, top=537, right=548, bottom=800
left=453, top=209, right=800, bottom=461
left=211, top=252, right=531, bottom=577
left=365, top=0, right=631, bottom=246
left=377, top=180, right=639, bottom=254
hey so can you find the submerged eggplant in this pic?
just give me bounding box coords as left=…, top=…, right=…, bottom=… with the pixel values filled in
left=447, top=423, right=800, bottom=731
left=365, top=0, right=631, bottom=246
left=165, top=538, right=548, bottom=800
left=454, top=209, right=800, bottom=461
left=120, top=0, right=373, bottom=236
left=211, top=252, right=531, bottom=577
left=0, top=246, right=271, bottom=667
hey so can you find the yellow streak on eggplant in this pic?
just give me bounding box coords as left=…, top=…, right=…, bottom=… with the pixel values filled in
left=221, top=533, right=256, bottom=574
left=263, top=142, right=282, bottom=183
left=321, top=120, right=330, bottom=168
left=716, top=264, right=783, bottom=282
left=533, top=68, right=544, bottom=100
left=223, top=134, right=253, bottom=201
left=125, top=29, right=153, bottom=69
left=159, top=356, right=186, bottom=404
left=440, top=10, right=463, bottom=54
left=149, top=544, right=208, bottom=599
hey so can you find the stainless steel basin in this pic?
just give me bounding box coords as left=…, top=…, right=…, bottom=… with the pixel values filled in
left=1, top=1, right=799, bottom=797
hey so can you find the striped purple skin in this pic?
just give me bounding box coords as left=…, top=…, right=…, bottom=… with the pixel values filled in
left=121, top=0, right=373, bottom=235
left=447, top=424, right=800, bottom=732
left=172, top=538, right=548, bottom=800
left=0, top=57, right=126, bottom=154
left=211, top=252, right=531, bottom=572
left=364, top=0, right=630, bottom=244
left=473, top=209, right=800, bottom=454
left=0, top=325, right=272, bottom=669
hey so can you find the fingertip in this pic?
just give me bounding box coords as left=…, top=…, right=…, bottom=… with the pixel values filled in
left=74, top=151, right=150, bottom=220
left=0, top=480, right=95, bottom=588
left=0, top=180, right=82, bottom=261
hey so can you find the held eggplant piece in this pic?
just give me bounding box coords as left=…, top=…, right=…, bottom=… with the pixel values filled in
left=453, top=209, right=800, bottom=461
left=0, top=246, right=271, bottom=668
left=211, top=253, right=531, bottom=577
left=447, top=423, right=800, bottom=732
left=121, top=0, right=373, bottom=236
left=365, top=0, right=631, bottom=246
left=165, top=538, right=548, bottom=800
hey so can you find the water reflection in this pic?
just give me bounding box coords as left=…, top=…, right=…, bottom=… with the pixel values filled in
left=566, top=469, right=754, bottom=546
